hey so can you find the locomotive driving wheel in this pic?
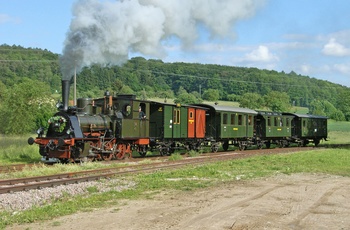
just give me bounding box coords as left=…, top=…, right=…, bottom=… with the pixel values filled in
left=101, top=141, right=115, bottom=161
left=116, top=143, right=126, bottom=160
left=116, top=143, right=131, bottom=160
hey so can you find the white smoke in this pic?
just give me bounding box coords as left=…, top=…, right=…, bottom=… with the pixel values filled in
left=60, top=0, right=264, bottom=80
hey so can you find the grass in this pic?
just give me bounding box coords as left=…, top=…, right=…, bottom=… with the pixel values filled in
left=323, top=120, right=350, bottom=146
left=0, top=135, right=41, bottom=164
left=328, top=119, right=350, bottom=132
left=1, top=148, right=350, bottom=229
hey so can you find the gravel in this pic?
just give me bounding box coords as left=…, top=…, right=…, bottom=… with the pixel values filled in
left=0, top=179, right=136, bottom=212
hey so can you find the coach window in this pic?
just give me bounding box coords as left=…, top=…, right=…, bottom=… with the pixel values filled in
left=231, top=114, right=236, bottom=125
left=286, top=118, right=290, bottom=126
left=123, top=104, right=132, bottom=118
left=223, top=113, right=228, bottom=125
left=139, top=103, right=146, bottom=118
left=173, top=109, right=180, bottom=124
left=174, top=109, right=180, bottom=124
left=303, top=120, right=306, bottom=127
left=189, top=111, right=193, bottom=119
left=238, top=114, right=243, bottom=125
left=267, top=117, right=271, bottom=126
left=274, top=117, right=278, bottom=126
left=248, top=115, right=252, bottom=126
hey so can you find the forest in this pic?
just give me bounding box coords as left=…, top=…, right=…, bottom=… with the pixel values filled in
left=1, top=44, right=350, bottom=134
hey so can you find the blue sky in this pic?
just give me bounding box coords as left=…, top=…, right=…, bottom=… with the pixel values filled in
left=1, top=0, right=350, bottom=87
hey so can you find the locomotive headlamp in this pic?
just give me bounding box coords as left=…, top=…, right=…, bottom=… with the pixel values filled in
left=66, top=127, right=73, bottom=135
left=56, top=101, right=62, bottom=109
left=36, top=127, right=44, bottom=136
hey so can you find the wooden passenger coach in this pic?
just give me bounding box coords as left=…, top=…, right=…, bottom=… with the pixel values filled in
left=283, top=113, right=328, bottom=146
left=255, top=111, right=294, bottom=148
left=194, top=104, right=258, bottom=151
left=149, top=102, right=207, bottom=155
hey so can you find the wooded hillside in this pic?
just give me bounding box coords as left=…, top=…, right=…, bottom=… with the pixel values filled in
left=1, top=44, right=350, bottom=134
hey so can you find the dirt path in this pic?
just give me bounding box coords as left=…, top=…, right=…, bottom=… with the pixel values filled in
left=7, top=173, right=350, bottom=230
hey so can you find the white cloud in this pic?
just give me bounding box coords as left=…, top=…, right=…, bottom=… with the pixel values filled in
left=0, top=14, right=20, bottom=24
left=299, top=64, right=332, bottom=76
left=0, top=14, right=11, bottom=24
left=300, top=64, right=311, bottom=74
left=322, top=38, right=350, bottom=57
left=243, top=45, right=279, bottom=62
left=333, top=63, right=350, bottom=74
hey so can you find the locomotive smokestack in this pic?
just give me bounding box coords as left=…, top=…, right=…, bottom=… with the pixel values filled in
left=62, top=80, right=70, bottom=111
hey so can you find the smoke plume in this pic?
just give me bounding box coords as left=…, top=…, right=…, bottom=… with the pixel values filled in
left=60, top=0, right=264, bottom=80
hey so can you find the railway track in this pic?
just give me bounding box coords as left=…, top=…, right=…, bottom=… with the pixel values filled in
left=0, top=147, right=316, bottom=194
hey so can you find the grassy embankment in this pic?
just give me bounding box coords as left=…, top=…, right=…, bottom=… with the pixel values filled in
left=0, top=118, right=350, bottom=229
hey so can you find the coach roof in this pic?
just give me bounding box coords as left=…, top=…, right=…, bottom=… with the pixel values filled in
left=194, top=104, right=258, bottom=114
left=283, top=113, right=328, bottom=119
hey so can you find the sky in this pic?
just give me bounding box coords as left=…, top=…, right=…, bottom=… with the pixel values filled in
left=1, top=0, right=350, bottom=87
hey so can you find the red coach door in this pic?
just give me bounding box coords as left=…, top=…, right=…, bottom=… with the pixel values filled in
left=195, top=109, right=206, bottom=138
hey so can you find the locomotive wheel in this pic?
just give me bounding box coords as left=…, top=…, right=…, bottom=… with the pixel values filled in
left=116, top=143, right=126, bottom=160
left=102, top=142, right=115, bottom=160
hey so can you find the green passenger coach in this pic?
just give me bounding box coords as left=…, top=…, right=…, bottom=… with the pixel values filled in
left=255, top=111, right=294, bottom=148
left=195, top=104, right=258, bottom=151
left=283, top=113, right=328, bottom=146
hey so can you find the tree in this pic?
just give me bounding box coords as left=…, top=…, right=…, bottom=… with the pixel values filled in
left=174, top=92, right=202, bottom=104
left=239, top=93, right=264, bottom=109
left=0, top=80, right=7, bottom=101
left=309, top=100, right=326, bottom=116
left=0, top=78, right=55, bottom=134
left=264, top=91, right=291, bottom=112
left=309, top=100, right=345, bottom=121
left=202, top=89, right=220, bottom=101
left=337, top=90, right=350, bottom=121
left=226, top=94, right=237, bottom=102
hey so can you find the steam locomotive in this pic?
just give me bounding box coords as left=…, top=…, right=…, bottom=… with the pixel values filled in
left=28, top=80, right=328, bottom=163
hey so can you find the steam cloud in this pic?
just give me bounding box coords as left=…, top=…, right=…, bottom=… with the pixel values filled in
left=60, top=0, right=264, bottom=80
